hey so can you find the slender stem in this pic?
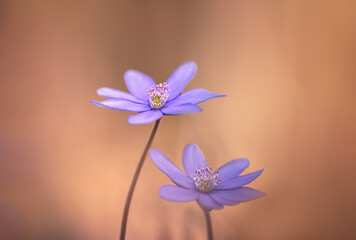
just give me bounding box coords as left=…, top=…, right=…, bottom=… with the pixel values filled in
left=119, top=119, right=161, bottom=240
left=202, top=207, right=213, bottom=240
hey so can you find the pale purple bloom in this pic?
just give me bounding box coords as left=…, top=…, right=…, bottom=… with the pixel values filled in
left=149, top=143, right=265, bottom=210
left=91, top=62, right=226, bottom=125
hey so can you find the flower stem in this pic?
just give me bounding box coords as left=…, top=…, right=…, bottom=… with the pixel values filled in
left=119, top=119, right=161, bottom=240
left=202, top=207, right=213, bottom=240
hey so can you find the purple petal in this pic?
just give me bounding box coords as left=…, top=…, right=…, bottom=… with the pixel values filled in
left=182, top=143, right=208, bottom=180
left=97, top=87, right=146, bottom=103
left=166, top=61, right=197, bottom=101
left=214, top=169, right=264, bottom=190
left=209, top=192, right=237, bottom=206
left=166, top=88, right=226, bottom=106
left=149, top=149, right=194, bottom=189
left=124, top=70, right=156, bottom=101
left=90, top=99, right=149, bottom=112
left=197, top=193, right=224, bottom=210
left=159, top=185, right=199, bottom=202
left=127, top=110, right=163, bottom=125
left=215, top=159, right=250, bottom=181
left=212, top=187, right=265, bottom=205
left=161, top=104, right=202, bottom=115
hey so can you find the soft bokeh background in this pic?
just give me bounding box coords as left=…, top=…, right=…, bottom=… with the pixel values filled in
left=1, top=1, right=355, bottom=239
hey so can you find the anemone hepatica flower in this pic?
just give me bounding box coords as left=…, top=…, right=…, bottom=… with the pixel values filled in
left=150, top=143, right=265, bottom=210
left=91, top=61, right=225, bottom=125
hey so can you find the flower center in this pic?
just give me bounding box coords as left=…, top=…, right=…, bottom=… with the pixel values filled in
left=146, top=82, right=171, bottom=109
left=193, top=166, right=222, bottom=192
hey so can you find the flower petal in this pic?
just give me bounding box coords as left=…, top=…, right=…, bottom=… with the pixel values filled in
left=96, top=87, right=145, bottom=103
left=90, top=99, right=149, bottom=112
left=197, top=193, right=224, bottom=210
left=166, top=61, right=197, bottom=101
left=182, top=143, right=208, bottom=180
left=161, top=104, right=202, bottom=115
left=209, top=192, right=237, bottom=206
left=214, top=169, right=264, bottom=190
left=127, top=110, right=163, bottom=125
left=149, top=149, right=194, bottom=189
left=215, top=159, right=250, bottom=181
left=124, top=70, right=156, bottom=101
left=167, top=88, right=226, bottom=106
left=212, top=187, right=265, bottom=205
left=159, top=185, right=199, bottom=202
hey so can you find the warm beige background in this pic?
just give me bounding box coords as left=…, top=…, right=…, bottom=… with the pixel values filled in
left=1, top=1, right=355, bottom=239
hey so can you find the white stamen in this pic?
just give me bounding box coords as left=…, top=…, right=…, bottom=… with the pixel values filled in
left=147, top=82, right=171, bottom=109
left=193, top=166, right=222, bottom=192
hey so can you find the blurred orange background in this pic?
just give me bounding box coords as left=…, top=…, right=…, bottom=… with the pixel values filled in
left=1, top=1, right=355, bottom=239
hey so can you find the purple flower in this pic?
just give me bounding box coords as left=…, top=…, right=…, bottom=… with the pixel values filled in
left=149, top=143, right=265, bottom=210
left=91, top=62, right=226, bottom=125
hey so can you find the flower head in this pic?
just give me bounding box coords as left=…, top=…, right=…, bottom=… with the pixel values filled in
left=149, top=143, right=265, bottom=210
left=194, top=166, right=222, bottom=192
left=147, top=82, right=171, bottom=109
left=91, top=62, right=226, bottom=125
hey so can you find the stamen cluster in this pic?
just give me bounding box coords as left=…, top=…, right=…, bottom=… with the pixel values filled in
left=147, top=82, right=171, bottom=109
left=193, top=166, right=222, bottom=192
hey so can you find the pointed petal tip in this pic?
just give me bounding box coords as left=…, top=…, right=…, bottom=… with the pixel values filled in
left=215, top=164, right=263, bottom=190
left=91, top=99, right=149, bottom=112
left=209, top=93, right=227, bottom=100
left=90, top=100, right=104, bottom=107
left=242, top=187, right=266, bottom=200
left=202, top=92, right=227, bottom=99
left=252, top=169, right=265, bottom=181
left=252, top=168, right=265, bottom=179
left=256, top=168, right=264, bottom=175
left=96, top=87, right=147, bottom=104
left=166, top=89, right=226, bottom=106
left=195, top=105, right=203, bottom=113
